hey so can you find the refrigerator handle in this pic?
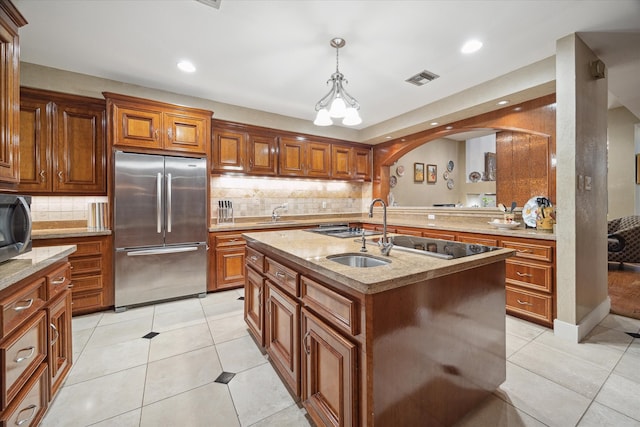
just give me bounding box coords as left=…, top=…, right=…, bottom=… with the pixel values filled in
left=157, top=172, right=162, bottom=234
left=167, top=173, right=172, bottom=233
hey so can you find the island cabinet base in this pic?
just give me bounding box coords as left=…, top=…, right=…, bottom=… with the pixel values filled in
left=244, top=239, right=507, bottom=427
left=365, top=263, right=506, bottom=427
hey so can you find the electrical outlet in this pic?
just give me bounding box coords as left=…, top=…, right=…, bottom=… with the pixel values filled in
left=577, top=174, right=584, bottom=191
left=427, top=214, right=436, bottom=220
left=321, top=201, right=327, bottom=209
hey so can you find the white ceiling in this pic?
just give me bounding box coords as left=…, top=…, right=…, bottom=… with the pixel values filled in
left=13, top=0, right=640, bottom=137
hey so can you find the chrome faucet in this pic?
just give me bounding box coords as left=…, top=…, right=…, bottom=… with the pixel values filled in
left=368, top=198, right=393, bottom=256
left=271, top=203, right=287, bottom=222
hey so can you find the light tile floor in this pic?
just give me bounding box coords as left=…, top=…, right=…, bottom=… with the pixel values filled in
left=40, top=289, right=640, bottom=426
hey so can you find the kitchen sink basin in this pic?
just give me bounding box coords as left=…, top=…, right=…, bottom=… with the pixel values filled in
left=327, top=253, right=391, bottom=268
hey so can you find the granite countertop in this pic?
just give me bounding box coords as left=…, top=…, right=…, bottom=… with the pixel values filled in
left=243, top=230, right=515, bottom=295
left=32, top=228, right=112, bottom=239
left=211, top=215, right=555, bottom=241
left=0, top=245, right=77, bottom=292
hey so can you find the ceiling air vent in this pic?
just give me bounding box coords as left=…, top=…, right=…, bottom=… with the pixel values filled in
left=405, top=70, right=440, bottom=86
left=196, top=0, right=222, bottom=9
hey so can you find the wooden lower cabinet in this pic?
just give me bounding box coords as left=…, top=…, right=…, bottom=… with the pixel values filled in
left=1, top=259, right=73, bottom=425
left=244, top=265, right=265, bottom=348
left=301, top=308, right=357, bottom=427
left=210, top=232, right=246, bottom=292
left=46, top=290, right=72, bottom=398
left=33, top=235, right=113, bottom=315
left=265, top=281, right=300, bottom=397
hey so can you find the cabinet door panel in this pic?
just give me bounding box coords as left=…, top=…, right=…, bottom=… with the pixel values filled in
left=54, top=104, right=106, bottom=193
left=331, top=145, right=352, bottom=180
left=0, top=19, right=21, bottom=185
left=266, top=282, right=300, bottom=397
left=302, top=308, right=357, bottom=427
left=18, top=98, right=50, bottom=192
left=353, top=147, right=371, bottom=181
left=114, top=106, right=162, bottom=149
left=245, top=266, right=264, bottom=347
left=306, top=142, right=331, bottom=178
left=47, top=290, right=72, bottom=398
left=247, top=134, right=277, bottom=175
left=165, top=113, right=206, bottom=154
left=279, top=138, right=305, bottom=176
left=216, top=247, right=246, bottom=290
left=212, top=130, right=245, bottom=172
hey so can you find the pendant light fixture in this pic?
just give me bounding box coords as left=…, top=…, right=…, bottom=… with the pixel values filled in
left=313, top=37, right=362, bottom=127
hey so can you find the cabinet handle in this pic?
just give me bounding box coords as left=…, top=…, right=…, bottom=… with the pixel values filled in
left=229, top=238, right=238, bottom=242
left=275, top=271, right=285, bottom=279
left=516, top=249, right=533, bottom=254
left=14, top=346, right=36, bottom=363
left=15, top=404, right=37, bottom=426
left=516, top=299, right=533, bottom=306
left=167, top=128, right=173, bottom=140
left=51, top=277, right=66, bottom=285
left=303, top=331, right=311, bottom=356
left=515, top=271, right=533, bottom=277
left=250, top=255, right=258, bottom=262
left=50, top=323, right=59, bottom=346
left=154, top=129, right=159, bottom=140
left=39, top=170, right=46, bottom=183
left=14, top=298, right=34, bottom=312
left=266, top=297, right=271, bottom=314
left=57, top=170, right=63, bottom=182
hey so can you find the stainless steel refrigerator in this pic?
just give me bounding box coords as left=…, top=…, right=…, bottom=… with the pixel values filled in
left=114, top=151, right=207, bottom=310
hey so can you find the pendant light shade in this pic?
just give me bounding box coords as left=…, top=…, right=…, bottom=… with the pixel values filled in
left=313, top=38, right=361, bottom=127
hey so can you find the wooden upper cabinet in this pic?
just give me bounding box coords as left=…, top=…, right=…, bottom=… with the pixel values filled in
left=247, top=133, right=277, bottom=175
left=331, top=144, right=352, bottom=180
left=104, top=92, right=212, bottom=156
left=19, top=88, right=107, bottom=194
left=212, top=128, right=245, bottom=172
left=0, top=2, right=26, bottom=188
left=280, top=137, right=331, bottom=178
left=353, top=146, right=372, bottom=181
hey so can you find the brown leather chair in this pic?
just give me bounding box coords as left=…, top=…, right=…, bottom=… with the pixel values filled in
left=608, top=216, right=640, bottom=267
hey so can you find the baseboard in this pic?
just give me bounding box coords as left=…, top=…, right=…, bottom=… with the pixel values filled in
left=553, top=297, right=611, bottom=343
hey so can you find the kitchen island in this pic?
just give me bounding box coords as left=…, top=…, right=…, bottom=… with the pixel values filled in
left=243, top=229, right=514, bottom=427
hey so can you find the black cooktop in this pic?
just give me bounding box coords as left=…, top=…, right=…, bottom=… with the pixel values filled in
left=387, top=235, right=499, bottom=260
left=306, top=225, right=383, bottom=239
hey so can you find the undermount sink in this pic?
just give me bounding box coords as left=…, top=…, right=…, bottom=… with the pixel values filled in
left=327, top=253, right=391, bottom=268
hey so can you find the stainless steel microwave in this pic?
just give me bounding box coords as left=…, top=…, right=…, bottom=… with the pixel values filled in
left=0, top=194, right=32, bottom=264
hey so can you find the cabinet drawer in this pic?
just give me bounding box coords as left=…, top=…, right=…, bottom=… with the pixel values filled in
left=422, top=230, right=456, bottom=241
left=301, top=276, right=358, bottom=336
left=72, top=240, right=104, bottom=257
left=506, top=286, right=553, bottom=325
left=501, top=240, right=553, bottom=262
left=1, top=311, right=47, bottom=411
left=265, top=257, right=299, bottom=297
left=45, top=263, right=72, bottom=300
left=0, top=363, right=48, bottom=427
left=1, top=278, right=46, bottom=340
left=215, top=234, right=246, bottom=247
left=457, top=234, right=499, bottom=247
left=70, top=256, right=103, bottom=275
left=506, top=259, right=553, bottom=292
left=246, top=247, right=265, bottom=273
left=70, top=290, right=105, bottom=314
left=70, top=274, right=103, bottom=292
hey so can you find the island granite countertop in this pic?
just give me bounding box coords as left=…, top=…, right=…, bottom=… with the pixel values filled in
left=0, top=245, right=77, bottom=292
left=243, top=229, right=515, bottom=295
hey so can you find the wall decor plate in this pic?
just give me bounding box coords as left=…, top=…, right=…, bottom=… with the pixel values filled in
left=390, top=175, right=397, bottom=188
left=447, top=178, right=454, bottom=189
left=443, top=171, right=450, bottom=180
left=447, top=160, right=454, bottom=172
left=523, top=196, right=543, bottom=227
left=469, top=171, right=481, bottom=182
left=396, top=165, right=405, bottom=177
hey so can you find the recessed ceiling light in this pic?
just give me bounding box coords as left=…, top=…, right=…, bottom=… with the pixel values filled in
left=497, top=100, right=509, bottom=105
left=177, top=60, right=196, bottom=73
left=430, top=122, right=439, bottom=126
left=461, top=39, right=483, bottom=54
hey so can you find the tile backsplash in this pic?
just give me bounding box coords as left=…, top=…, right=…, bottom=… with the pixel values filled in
left=210, top=176, right=371, bottom=220
left=31, top=196, right=109, bottom=222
